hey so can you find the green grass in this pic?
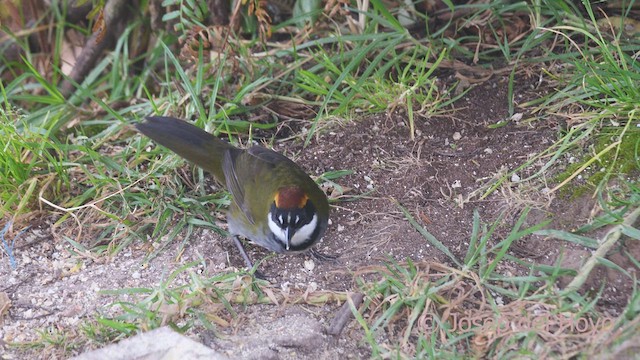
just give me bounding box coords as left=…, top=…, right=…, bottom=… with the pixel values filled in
left=1, top=0, right=639, bottom=358
left=365, top=201, right=639, bottom=358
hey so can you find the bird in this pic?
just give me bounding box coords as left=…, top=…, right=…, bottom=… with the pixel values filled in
left=135, top=116, right=330, bottom=272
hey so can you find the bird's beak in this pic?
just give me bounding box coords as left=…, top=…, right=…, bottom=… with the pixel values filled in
left=285, top=227, right=293, bottom=251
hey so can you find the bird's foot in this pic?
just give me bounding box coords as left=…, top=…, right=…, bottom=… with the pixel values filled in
left=232, top=235, right=267, bottom=280
left=308, top=248, right=338, bottom=262
left=251, top=269, right=268, bottom=280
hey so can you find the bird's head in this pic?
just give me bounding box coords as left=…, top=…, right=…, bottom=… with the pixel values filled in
left=267, top=186, right=322, bottom=252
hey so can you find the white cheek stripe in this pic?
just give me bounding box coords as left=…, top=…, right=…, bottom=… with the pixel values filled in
left=268, top=215, right=287, bottom=245
left=291, top=214, right=318, bottom=246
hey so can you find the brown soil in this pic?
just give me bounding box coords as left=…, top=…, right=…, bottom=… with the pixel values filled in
left=1, top=75, right=637, bottom=359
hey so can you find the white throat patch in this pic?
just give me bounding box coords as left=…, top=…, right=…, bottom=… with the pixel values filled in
left=268, top=213, right=319, bottom=251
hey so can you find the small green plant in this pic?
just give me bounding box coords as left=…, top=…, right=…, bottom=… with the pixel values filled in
left=0, top=110, right=70, bottom=219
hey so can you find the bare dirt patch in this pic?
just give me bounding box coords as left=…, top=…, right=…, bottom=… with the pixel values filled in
left=1, top=75, right=636, bottom=359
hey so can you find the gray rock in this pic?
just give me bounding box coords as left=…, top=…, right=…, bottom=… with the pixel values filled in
left=209, top=311, right=329, bottom=359
left=71, top=327, right=227, bottom=360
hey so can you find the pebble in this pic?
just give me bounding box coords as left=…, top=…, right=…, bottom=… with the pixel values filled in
left=510, top=113, right=523, bottom=122
left=304, top=260, right=315, bottom=272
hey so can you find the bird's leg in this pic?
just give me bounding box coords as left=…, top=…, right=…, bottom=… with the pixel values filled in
left=308, top=248, right=338, bottom=262
left=232, top=235, right=266, bottom=279
left=232, top=235, right=254, bottom=269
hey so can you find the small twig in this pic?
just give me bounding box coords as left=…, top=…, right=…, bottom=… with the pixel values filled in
left=59, top=0, right=134, bottom=98
left=549, top=140, right=621, bottom=194
left=9, top=302, right=56, bottom=320
left=1, top=221, right=30, bottom=270
left=1, top=275, right=29, bottom=292
left=326, top=292, right=365, bottom=336
left=564, top=206, right=640, bottom=293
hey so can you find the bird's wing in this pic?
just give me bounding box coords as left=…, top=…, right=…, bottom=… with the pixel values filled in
left=223, top=146, right=304, bottom=226
left=222, top=150, right=255, bottom=225
left=246, top=145, right=296, bottom=165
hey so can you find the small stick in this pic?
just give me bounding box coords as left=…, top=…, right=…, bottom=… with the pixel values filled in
left=326, top=292, right=365, bottom=336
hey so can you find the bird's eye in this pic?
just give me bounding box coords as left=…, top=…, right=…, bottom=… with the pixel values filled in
left=272, top=209, right=308, bottom=230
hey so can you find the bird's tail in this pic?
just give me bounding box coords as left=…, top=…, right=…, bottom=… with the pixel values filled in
left=135, top=116, right=235, bottom=181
